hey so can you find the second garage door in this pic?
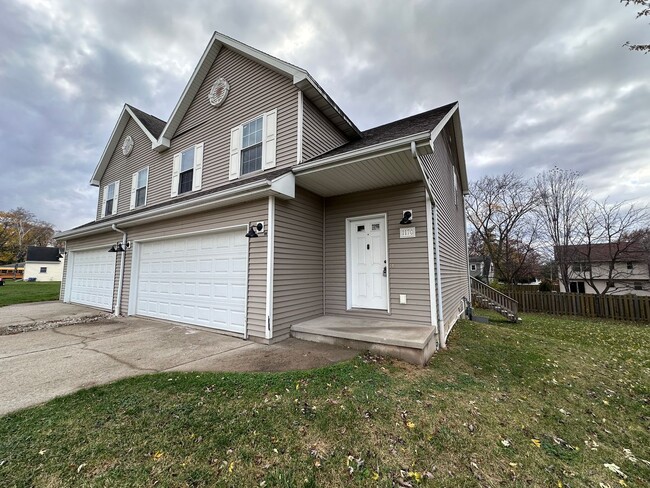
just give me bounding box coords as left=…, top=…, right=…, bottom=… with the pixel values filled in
left=134, top=230, right=247, bottom=334
left=67, top=249, right=116, bottom=310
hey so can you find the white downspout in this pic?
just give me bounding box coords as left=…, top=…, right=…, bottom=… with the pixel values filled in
left=411, top=141, right=446, bottom=348
left=432, top=205, right=446, bottom=348
left=112, top=224, right=127, bottom=317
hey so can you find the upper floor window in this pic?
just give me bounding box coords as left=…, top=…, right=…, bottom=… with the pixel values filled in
left=130, top=167, right=148, bottom=209
left=241, top=116, right=263, bottom=175
left=229, top=109, right=277, bottom=180
left=627, top=262, right=634, bottom=270
left=40, top=267, right=47, bottom=273
left=171, top=143, right=204, bottom=197
left=101, top=181, right=119, bottom=218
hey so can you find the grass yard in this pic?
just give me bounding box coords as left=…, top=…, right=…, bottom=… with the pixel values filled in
left=0, top=280, right=61, bottom=307
left=0, top=313, right=648, bottom=487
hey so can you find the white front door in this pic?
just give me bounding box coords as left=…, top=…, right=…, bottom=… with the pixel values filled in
left=349, top=216, right=388, bottom=310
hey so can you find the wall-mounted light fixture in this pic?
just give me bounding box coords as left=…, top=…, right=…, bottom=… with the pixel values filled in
left=400, top=210, right=413, bottom=225
left=245, top=222, right=265, bottom=238
left=108, top=241, right=131, bottom=252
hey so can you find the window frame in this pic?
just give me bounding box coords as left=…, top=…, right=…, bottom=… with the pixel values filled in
left=229, top=109, right=277, bottom=181
left=132, top=167, right=149, bottom=209
left=171, top=143, right=204, bottom=198
left=39, top=267, right=47, bottom=273
left=240, top=115, right=264, bottom=176
left=102, top=180, right=119, bottom=218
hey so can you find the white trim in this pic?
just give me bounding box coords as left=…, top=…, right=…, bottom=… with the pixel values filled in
left=243, top=234, right=250, bottom=340
left=425, top=190, right=438, bottom=329
left=265, top=196, right=275, bottom=339
left=345, top=213, right=390, bottom=312
left=296, top=91, right=303, bottom=163
left=128, top=242, right=140, bottom=316
left=432, top=205, right=445, bottom=348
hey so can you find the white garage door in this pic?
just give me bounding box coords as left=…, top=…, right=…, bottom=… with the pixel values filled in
left=134, top=230, right=247, bottom=334
left=68, top=249, right=116, bottom=310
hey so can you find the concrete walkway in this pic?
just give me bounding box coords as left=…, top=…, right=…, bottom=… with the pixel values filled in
left=0, top=314, right=357, bottom=416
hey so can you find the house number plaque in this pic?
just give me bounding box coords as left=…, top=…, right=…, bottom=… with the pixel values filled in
left=400, top=227, right=416, bottom=239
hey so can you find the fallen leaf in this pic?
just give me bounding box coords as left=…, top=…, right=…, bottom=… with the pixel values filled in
left=406, top=421, right=415, bottom=430
left=38, top=449, right=47, bottom=455
left=77, top=463, right=86, bottom=473
left=153, top=451, right=163, bottom=460
left=604, top=463, right=627, bottom=479
left=228, top=461, right=234, bottom=473
left=501, top=439, right=511, bottom=447
left=372, top=471, right=379, bottom=480
left=531, top=439, right=541, bottom=448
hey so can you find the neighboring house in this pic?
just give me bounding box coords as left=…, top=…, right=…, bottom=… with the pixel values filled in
left=55, top=32, right=470, bottom=364
left=23, top=246, right=64, bottom=282
left=469, top=255, right=494, bottom=282
left=556, top=243, right=650, bottom=296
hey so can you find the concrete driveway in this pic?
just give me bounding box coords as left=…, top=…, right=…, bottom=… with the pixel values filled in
left=0, top=303, right=357, bottom=416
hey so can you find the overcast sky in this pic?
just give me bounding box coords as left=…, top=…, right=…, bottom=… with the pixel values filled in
left=1, top=0, right=648, bottom=231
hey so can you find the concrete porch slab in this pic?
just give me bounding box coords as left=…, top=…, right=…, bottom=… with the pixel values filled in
left=291, top=315, right=438, bottom=366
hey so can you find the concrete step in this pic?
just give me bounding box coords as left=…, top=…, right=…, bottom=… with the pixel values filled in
left=291, top=317, right=438, bottom=366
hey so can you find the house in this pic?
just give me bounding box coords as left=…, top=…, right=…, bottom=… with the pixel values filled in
left=469, top=255, right=493, bottom=283
left=54, top=32, right=470, bottom=365
left=23, top=246, right=64, bottom=282
left=0, top=263, right=24, bottom=281
left=556, top=243, right=650, bottom=296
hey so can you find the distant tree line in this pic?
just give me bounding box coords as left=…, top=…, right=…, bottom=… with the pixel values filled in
left=0, top=208, right=56, bottom=265
left=466, top=167, right=650, bottom=295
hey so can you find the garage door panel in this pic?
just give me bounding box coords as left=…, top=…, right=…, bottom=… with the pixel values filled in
left=68, top=249, right=116, bottom=310
left=135, top=229, right=247, bottom=333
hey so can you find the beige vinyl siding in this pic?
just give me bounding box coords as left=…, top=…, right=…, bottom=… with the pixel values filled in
left=273, top=187, right=324, bottom=339
left=120, top=199, right=268, bottom=339
left=62, top=231, right=120, bottom=310
left=420, top=126, right=469, bottom=335
left=324, top=183, right=431, bottom=324
left=173, top=47, right=298, bottom=186
left=301, top=97, right=348, bottom=161
left=98, top=117, right=156, bottom=220
left=97, top=47, right=298, bottom=223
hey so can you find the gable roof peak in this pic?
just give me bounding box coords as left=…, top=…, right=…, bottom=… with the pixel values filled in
left=156, top=31, right=360, bottom=147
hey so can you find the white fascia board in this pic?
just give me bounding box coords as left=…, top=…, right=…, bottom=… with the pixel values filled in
left=293, top=131, right=432, bottom=175
left=157, top=34, right=223, bottom=143
left=152, top=137, right=170, bottom=152
left=55, top=179, right=272, bottom=240
left=90, top=105, right=129, bottom=186
left=426, top=103, right=469, bottom=194
left=124, top=106, right=158, bottom=145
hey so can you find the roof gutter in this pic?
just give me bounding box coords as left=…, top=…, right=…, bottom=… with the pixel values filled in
left=56, top=178, right=276, bottom=241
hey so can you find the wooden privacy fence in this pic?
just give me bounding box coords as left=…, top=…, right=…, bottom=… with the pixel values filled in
left=505, top=291, right=650, bottom=322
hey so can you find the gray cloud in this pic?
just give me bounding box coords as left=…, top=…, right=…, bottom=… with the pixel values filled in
left=1, top=0, right=648, bottom=231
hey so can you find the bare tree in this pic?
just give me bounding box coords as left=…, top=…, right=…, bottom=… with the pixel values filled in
left=571, top=200, right=650, bottom=295
left=621, top=0, right=650, bottom=53
left=534, top=167, right=589, bottom=292
left=0, top=208, right=55, bottom=264
left=466, top=173, right=540, bottom=284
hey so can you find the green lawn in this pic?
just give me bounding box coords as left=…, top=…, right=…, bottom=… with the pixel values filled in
left=0, top=313, right=648, bottom=487
left=0, top=280, right=61, bottom=307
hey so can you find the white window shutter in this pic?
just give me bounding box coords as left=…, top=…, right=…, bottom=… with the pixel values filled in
left=171, top=153, right=181, bottom=197
left=112, top=181, right=119, bottom=215
left=192, top=143, right=204, bottom=191
left=129, top=173, right=138, bottom=209
left=101, top=185, right=108, bottom=217
left=229, top=126, right=241, bottom=180
left=263, top=109, right=277, bottom=170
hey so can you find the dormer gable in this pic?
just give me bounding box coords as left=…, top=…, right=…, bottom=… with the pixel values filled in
left=90, top=104, right=165, bottom=186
